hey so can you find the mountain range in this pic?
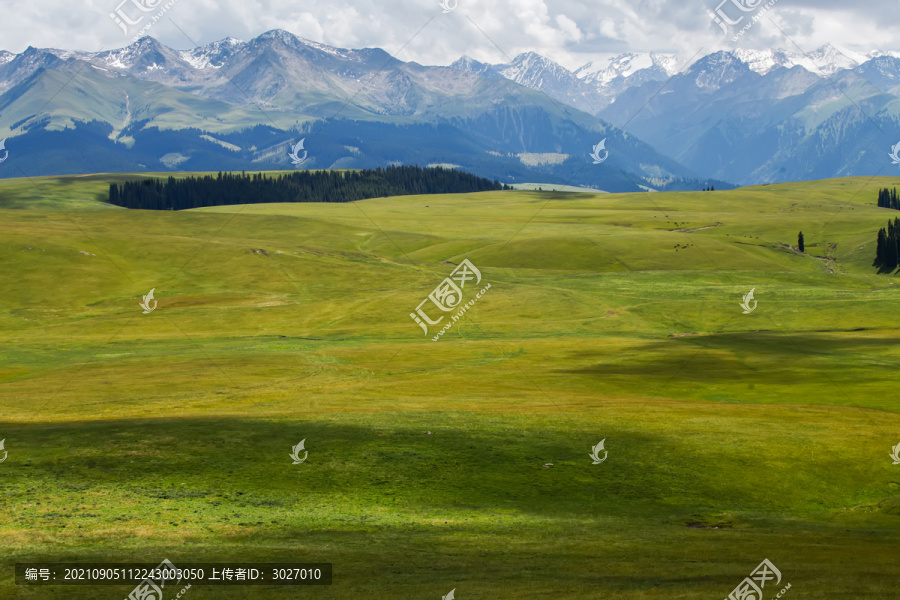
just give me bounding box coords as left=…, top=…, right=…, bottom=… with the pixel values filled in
left=451, top=44, right=900, bottom=185
left=2, top=32, right=900, bottom=188
left=0, top=31, right=711, bottom=192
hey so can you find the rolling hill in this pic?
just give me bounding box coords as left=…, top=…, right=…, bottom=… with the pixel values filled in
left=1, top=173, right=899, bottom=598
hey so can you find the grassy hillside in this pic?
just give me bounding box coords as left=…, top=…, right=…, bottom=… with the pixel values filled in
left=1, top=174, right=899, bottom=599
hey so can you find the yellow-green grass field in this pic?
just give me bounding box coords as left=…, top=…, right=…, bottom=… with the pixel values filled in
left=1, top=173, right=899, bottom=599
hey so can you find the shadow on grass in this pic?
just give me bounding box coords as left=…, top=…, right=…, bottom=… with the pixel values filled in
left=0, top=411, right=881, bottom=527
left=560, top=331, right=900, bottom=385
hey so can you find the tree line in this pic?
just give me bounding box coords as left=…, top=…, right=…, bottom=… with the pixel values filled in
left=107, top=166, right=510, bottom=210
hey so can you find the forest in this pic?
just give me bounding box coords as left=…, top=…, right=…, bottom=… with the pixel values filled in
left=107, top=166, right=510, bottom=210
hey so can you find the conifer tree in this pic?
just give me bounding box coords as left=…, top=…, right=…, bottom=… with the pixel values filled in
left=877, top=187, right=900, bottom=210
left=874, top=217, right=900, bottom=272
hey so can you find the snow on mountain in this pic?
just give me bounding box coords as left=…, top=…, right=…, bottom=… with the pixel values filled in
left=651, top=53, right=681, bottom=77
left=248, top=29, right=356, bottom=62
left=574, top=44, right=868, bottom=84
left=2, top=34, right=898, bottom=119
left=495, top=52, right=579, bottom=89
left=180, top=37, right=245, bottom=70
left=95, top=36, right=191, bottom=72
left=293, top=37, right=349, bottom=58
left=869, top=50, right=900, bottom=60
left=449, top=56, right=503, bottom=80
left=575, top=52, right=679, bottom=85
left=853, top=55, right=900, bottom=93
left=449, top=51, right=604, bottom=114
left=733, top=44, right=868, bottom=76
left=733, top=48, right=799, bottom=75
left=689, top=51, right=754, bottom=90
left=0, top=47, right=72, bottom=93
left=0, top=36, right=890, bottom=85
left=790, top=44, right=865, bottom=75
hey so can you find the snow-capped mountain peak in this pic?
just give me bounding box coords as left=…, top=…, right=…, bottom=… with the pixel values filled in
left=733, top=44, right=868, bottom=76
left=180, top=37, right=245, bottom=70
left=497, top=52, right=573, bottom=85
left=448, top=55, right=500, bottom=79
left=688, top=50, right=753, bottom=89
left=733, top=48, right=797, bottom=75
left=574, top=52, right=679, bottom=85
left=96, top=36, right=180, bottom=71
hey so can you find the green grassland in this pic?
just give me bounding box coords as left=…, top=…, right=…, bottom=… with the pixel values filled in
left=1, top=174, right=900, bottom=599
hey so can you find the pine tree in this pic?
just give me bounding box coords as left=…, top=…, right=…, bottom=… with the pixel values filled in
left=876, top=187, right=900, bottom=210
left=874, top=217, right=900, bottom=272
left=798, top=231, right=805, bottom=253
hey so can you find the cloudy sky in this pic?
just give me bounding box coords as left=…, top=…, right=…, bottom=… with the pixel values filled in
left=4, top=0, right=900, bottom=69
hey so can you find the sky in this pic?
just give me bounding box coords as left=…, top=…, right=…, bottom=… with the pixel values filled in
left=3, top=0, right=900, bottom=70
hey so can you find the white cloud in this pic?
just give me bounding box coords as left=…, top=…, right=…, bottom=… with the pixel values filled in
left=556, top=14, right=584, bottom=43
left=3, top=0, right=900, bottom=71
left=598, top=18, right=621, bottom=41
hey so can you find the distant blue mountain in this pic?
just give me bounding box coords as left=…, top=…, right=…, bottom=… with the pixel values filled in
left=451, top=45, right=900, bottom=185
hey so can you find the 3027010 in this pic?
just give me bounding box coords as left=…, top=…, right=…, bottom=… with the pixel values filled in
left=272, top=568, right=322, bottom=581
